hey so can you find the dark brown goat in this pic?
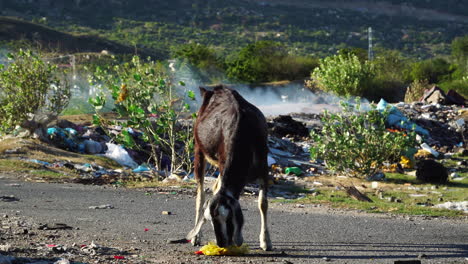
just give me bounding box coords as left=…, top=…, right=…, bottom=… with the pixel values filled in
left=186, top=85, right=272, bottom=251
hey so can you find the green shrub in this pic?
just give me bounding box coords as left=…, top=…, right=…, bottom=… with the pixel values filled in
left=310, top=102, right=417, bottom=179
left=88, top=55, right=195, bottom=172
left=0, top=49, right=70, bottom=134
left=409, top=58, right=452, bottom=84
left=226, top=41, right=317, bottom=83
left=311, top=53, right=375, bottom=97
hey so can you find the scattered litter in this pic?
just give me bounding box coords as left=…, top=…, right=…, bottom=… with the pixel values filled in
left=38, top=223, right=73, bottom=230
left=0, top=244, right=12, bottom=252
left=103, top=143, right=138, bottom=168
left=54, top=259, right=70, bottom=264
left=377, top=99, right=429, bottom=136
left=409, top=194, right=427, bottom=197
left=133, top=164, right=150, bottom=173
left=113, top=256, right=125, bottom=260
left=0, top=195, right=19, bottom=202
left=434, top=201, right=468, bottom=212
left=167, top=238, right=190, bottom=244
left=196, top=242, right=249, bottom=256
left=367, top=172, right=385, bottom=181
left=161, top=211, right=172, bottom=215
left=267, top=155, right=276, bottom=166
left=89, top=204, right=114, bottom=209
left=284, top=167, right=303, bottom=176
left=420, top=143, right=439, bottom=158
left=28, top=159, right=50, bottom=166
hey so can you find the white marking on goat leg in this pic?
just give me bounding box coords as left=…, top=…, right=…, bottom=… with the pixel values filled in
left=258, top=188, right=272, bottom=251
left=188, top=182, right=205, bottom=245
left=212, top=175, right=222, bottom=194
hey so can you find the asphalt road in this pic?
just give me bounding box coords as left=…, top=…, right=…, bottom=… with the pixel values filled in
left=0, top=177, right=467, bottom=264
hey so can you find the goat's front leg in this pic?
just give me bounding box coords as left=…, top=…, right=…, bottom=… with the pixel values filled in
left=258, top=180, right=272, bottom=251
left=187, top=147, right=206, bottom=246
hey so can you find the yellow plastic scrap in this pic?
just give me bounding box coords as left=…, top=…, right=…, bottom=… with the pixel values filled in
left=198, top=242, right=249, bottom=256
left=400, top=156, right=414, bottom=169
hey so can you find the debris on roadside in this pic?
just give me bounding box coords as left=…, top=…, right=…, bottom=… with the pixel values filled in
left=434, top=201, right=468, bottom=212
left=89, top=204, right=114, bottom=209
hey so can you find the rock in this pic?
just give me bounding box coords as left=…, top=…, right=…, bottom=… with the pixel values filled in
left=416, top=160, right=448, bottom=184
left=421, top=86, right=446, bottom=105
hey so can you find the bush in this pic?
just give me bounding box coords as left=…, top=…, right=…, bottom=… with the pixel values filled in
left=310, top=102, right=417, bottom=179
left=311, top=53, right=375, bottom=97
left=0, top=49, right=70, bottom=134
left=88, top=55, right=195, bottom=172
left=226, top=41, right=317, bottom=83
left=409, top=58, right=452, bottom=84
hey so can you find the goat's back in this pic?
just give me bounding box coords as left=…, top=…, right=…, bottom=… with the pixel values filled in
left=195, top=85, right=268, bottom=195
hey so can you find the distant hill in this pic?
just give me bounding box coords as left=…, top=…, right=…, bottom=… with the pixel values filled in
left=0, top=17, right=159, bottom=58
left=0, top=0, right=467, bottom=59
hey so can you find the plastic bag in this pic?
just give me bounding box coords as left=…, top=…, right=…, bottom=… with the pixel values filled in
left=197, top=242, right=249, bottom=256
left=104, top=143, right=138, bottom=168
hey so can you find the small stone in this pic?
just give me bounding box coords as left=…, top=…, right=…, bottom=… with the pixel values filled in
left=322, top=257, right=331, bottom=261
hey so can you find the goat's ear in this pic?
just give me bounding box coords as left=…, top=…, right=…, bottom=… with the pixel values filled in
left=199, top=87, right=207, bottom=97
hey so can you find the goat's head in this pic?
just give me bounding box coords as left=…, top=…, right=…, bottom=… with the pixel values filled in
left=207, top=192, right=244, bottom=247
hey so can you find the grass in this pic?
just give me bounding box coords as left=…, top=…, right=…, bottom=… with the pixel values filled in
left=271, top=155, right=468, bottom=217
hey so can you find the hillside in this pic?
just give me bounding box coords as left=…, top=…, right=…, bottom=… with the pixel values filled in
left=0, top=17, right=159, bottom=58
left=0, top=0, right=467, bottom=59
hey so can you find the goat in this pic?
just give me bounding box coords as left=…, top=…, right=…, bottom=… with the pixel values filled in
left=186, top=84, right=272, bottom=251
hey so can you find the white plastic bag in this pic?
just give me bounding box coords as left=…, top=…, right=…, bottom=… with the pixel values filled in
left=104, top=143, right=138, bottom=168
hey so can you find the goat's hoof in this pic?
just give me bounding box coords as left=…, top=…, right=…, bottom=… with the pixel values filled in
left=260, top=242, right=272, bottom=251
left=191, top=235, right=201, bottom=246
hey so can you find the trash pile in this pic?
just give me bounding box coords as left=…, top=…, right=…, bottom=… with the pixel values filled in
left=1, top=89, right=465, bottom=206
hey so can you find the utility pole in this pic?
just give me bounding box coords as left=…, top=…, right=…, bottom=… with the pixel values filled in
left=368, top=27, right=374, bottom=61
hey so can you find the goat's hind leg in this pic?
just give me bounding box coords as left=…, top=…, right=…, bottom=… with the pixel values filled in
left=187, top=147, right=206, bottom=246
left=258, top=179, right=272, bottom=251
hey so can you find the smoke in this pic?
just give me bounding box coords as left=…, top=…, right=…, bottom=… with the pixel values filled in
left=169, top=61, right=370, bottom=116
